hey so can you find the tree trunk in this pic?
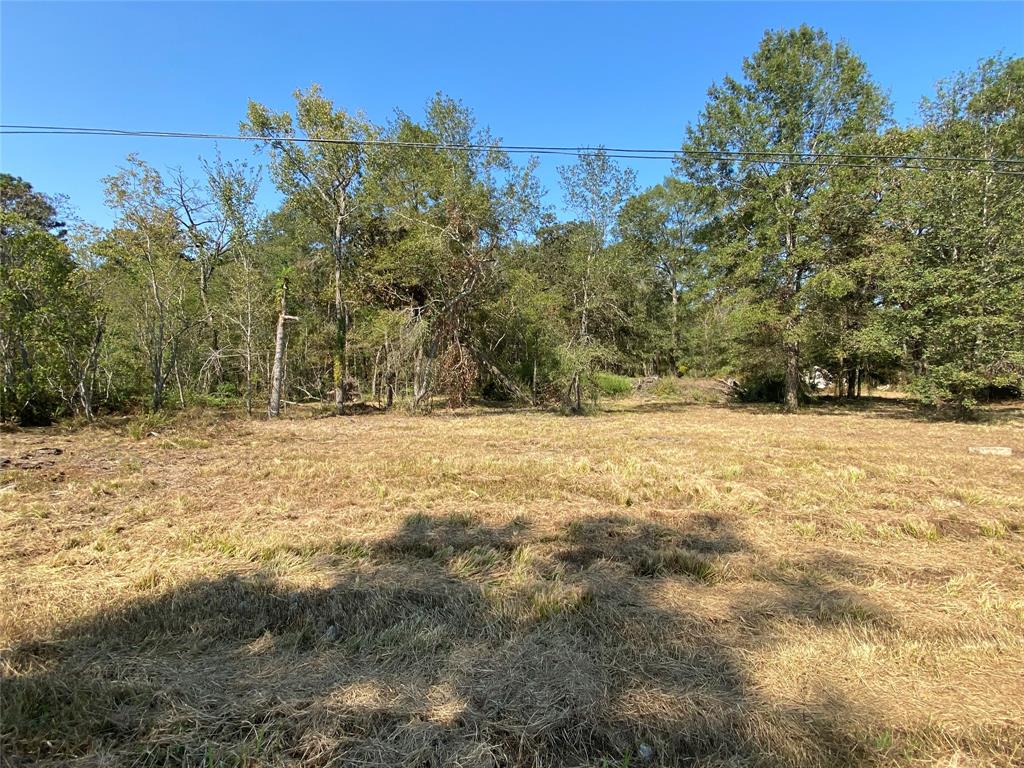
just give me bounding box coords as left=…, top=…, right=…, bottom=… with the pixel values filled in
left=268, top=281, right=289, bottom=418
left=333, top=216, right=346, bottom=415
left=199, top=266, right=220, bottom=390
left=413, top=339, right=435, bottom=411
left=670, top=286, right=679, bottom=368
left=150, top=318, right=163, bottom=412
left=174, top=360, right=186, bottom=408
left=77, top=316, right=105, bottom=420
left=152, top=364, right=164, bottom=412
left=385, top=371, right=395, bottom=410
left=783, top=340, right=800, bottom=413
left=371, top=347, right=381, bottom=402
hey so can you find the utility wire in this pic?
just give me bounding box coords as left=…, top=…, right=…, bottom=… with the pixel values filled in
left=6, top=123, right=1024, bottom=164
left=3, top=123, right=1024, bottom=176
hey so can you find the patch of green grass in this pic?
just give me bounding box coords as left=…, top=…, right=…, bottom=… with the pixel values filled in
left=979, top=518, right=1007, bottom=538
left=594, top=372, right=634, bottom=396
left=488, top=579, right=593, bottom=622
left=446, top=545, right=507, bottom=580
left=873, top=523, right=900, bottom=540
left=901, top=516, right=940, bottom=541
left=634, top=547, right=722, bottom=583
left=792, top=520, right=818, bottom=538
left=841, top=518, right=868, bottom=539
left=331, top=539, right=373, bottom=560
left=125, top=412, right=172, bottom=441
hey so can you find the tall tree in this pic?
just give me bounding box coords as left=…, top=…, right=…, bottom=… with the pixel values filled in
left=618, top=178, right=710, bottom=371
left=0, top=173, right=66, bottom=237
left=242, top=85, right=374, bottom=414
left=678, top=26, right=888, bottom=409
left=209, top=158, right=269, bottom=415
left=0, top=202, right=94, bottom=424
left=360, top=93, right=539, bottom=408
left=557, top=149, right=636, bottom=409
left=165, top=162, right=235, bottom=390
left=102, top=157, right=196, bottom=411
left=880, top=57, right=1024, bottom=409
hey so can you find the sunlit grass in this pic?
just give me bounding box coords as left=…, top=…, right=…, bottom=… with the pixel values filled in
left=1, top=396, right=1022, bottom=766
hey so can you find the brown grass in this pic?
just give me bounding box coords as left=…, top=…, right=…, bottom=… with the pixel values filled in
left=2, top=396, right=1023, bottom=767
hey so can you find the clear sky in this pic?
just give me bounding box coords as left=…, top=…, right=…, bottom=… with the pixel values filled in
left=2, top=1, right=1021, bottom=226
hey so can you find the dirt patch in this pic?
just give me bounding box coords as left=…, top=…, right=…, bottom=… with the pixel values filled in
left=0, top=447, right=64, bottom=470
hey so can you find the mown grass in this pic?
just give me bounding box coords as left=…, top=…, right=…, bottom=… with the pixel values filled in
left=1, top=396, right=1023, bottom=767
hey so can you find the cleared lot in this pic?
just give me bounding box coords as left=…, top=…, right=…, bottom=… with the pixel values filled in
left=2, top=398, right=1023, bottom=767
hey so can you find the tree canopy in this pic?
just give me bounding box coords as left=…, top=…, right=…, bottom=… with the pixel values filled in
left=2, top=30, right=1021, bottom=424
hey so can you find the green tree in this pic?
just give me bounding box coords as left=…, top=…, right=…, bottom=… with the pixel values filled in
left=101, top=157, right=198, bottom=411
left=0, top=173, right=66, bottom=237
left=619, top=178, right=720, bottom=373
left=359, top=93, right=540, bottom=408
left=0, top=207, right=93, bottom=423
left=880, top=57, right=1024, bottom=409
left=242, top=85, right=375, bottom=414
left=556, top=149, right=636, bottom=410
left=0, top=181, right=96, bottom=423
left=678, top=26, right=889, bottom=409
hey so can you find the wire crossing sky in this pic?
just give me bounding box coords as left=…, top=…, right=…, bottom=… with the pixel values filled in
left=4, top=124, right=1023, bottom=176
left=2, top=2, right=1021, bottom=223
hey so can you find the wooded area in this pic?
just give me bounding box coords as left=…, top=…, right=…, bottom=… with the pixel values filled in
left=2, top=28, right=1022, bottom=425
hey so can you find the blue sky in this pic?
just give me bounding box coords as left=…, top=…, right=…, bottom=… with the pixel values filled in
left=2, top=2, right=1021, bottom=226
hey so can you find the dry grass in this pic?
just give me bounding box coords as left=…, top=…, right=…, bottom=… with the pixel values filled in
left=2, top=396, right=1023, bottom=767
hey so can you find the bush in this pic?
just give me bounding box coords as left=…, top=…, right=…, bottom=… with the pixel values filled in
left=186, top=382, right=242, bottom=409
left=594, top=372, right=633, bottom=396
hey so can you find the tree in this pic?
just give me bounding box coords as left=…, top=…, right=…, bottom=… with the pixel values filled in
left=165, top=162, right=235, bottom=390
left=556, top=149, right=636, bottom=410
left=879, top=57, right=1024, bottom=409
left=618, top=178, right=713, bottom=372
left=209, top=158, right=270, bottom=415
left=359, top=93, right=540, bottom=408
left=102, top=157, right=197, bottom=411
left=0, top=174, right=66, bottom=237
left=268, top=275, right=298, bottom=418
left=242, top=85, right=375, bottom=414
left=0, top=206, right=95, bottom=424
left=678, top=26, right=889, bottom=410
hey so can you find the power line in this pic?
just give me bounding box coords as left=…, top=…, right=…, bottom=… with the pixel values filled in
left=6, top=123, right=1024, bottom=164
left=3, top=123, right=1024, bottom=176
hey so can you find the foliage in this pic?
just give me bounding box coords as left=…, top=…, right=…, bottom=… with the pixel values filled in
left=2, top=35, right=1020, bottom=423
left=594, top=372, right=633, bottom=397
left=0, top=176, right=101, bottom=424
left=678, top=25, right=889, bottom=410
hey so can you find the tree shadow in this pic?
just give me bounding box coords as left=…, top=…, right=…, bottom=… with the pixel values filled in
left=3, top=512, right=895, bottom=767
left=800, top=396, right=1024, bottom=425
left=599, top=399, right=754, bottom=417
left=607, top=394, right=1024, bottom=425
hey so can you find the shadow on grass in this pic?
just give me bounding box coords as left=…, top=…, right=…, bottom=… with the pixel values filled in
left=3, top=512, right=895, bottom=767
left=799, top=396, right=1024, bottom=425
left=604, top=394, right=1024, bottom=425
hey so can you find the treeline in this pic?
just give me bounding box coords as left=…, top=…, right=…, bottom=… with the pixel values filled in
left=2, top=27, right=1021, bottom=425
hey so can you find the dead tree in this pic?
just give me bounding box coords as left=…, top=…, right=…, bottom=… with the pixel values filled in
left=268, top=279, right=298, bottom=418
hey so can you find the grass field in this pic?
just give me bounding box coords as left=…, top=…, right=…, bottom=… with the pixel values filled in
left=2, top=395, right=1023, bottom=767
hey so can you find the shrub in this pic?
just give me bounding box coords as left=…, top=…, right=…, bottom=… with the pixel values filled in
left=594, top=372, right=633, bottom=396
